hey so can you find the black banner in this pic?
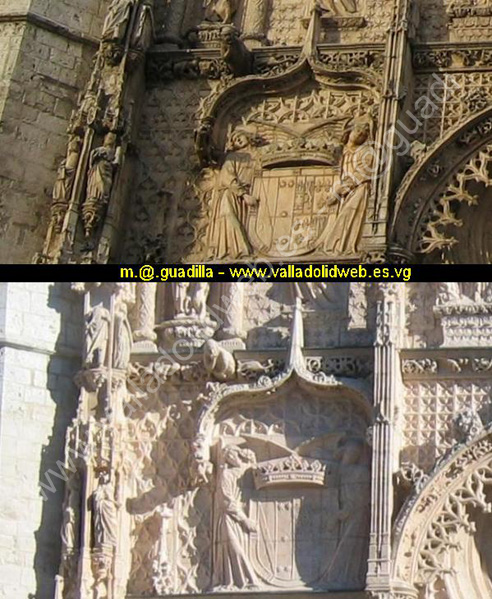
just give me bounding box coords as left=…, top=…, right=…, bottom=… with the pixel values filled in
left=2, top=263, right=492, bottom=282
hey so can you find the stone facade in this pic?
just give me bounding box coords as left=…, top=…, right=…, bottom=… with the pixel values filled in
left=0, top=1, right=103, bottom=263
left=3, top=282, right=492, bottom=599
left=0, top=283, right=83, bottom=598
left=1, top=0, right=492, bottom=263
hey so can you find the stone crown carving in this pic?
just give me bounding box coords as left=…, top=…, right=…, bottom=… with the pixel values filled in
left=253, top=455, right=327, bottom=488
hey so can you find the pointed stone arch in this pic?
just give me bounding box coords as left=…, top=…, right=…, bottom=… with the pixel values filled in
left=392, top=427, right=492, bottom=598
left=389, top=107, right=492, bottom=262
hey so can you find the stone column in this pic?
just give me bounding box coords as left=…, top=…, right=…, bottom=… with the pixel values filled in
left=367, top=283, right=404, bottom=593
left=216, top=283, right=246, bottom=349
left=242, top=0, right=269, bottom=47
left=132, top=282, right=157, bottom=350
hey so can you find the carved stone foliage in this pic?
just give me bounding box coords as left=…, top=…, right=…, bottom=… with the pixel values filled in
left=401, top=381, right=492, bottom=472
left=390, top=108, right=492, bottom=263
left=393, top=430, right=492, bottom=599
left=146, top=46, right=384, bottom=84
left=447, top=1, right=492, bottom=42
left=416, top=143, right=492, bottom=259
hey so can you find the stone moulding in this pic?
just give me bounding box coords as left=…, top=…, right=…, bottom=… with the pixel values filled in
left=145, top=43, right=385, bottom=84
left=392, top=425, right=492, bottom=591
left=412, top=43, right=492, bottom=72
left=400, top=349, right=492, bottom=379
left=0, top=11, right=99, bottom=47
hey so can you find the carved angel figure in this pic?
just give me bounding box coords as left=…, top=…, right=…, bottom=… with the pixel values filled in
left=212, top=445, right=258, bottom=590
left=321, top=116, right=374, bottom=255
left=207, top=131, right=260, bottom=260
left=102, top=0, right=135, bottom=43
left=83, top=133, right=120, bottom=237
left=93, top=472, right=119, bottom=548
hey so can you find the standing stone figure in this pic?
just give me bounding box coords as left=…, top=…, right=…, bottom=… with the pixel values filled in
left=204, top=0, right=237, bottom=23
left=323, top=0, right=358, bottom=15
left=132, top=0, right=154, bottom=50
left=61, top=474, right=81, bottom=554
left=113, top=301, right=133, bottom=370
left=172, top=283, right=191, bottom=318
left=189, top=282, right=210, bottom=320
left=133, top=282, right=157, bottom=342
left=102, top=0, right=135, bottom=43
left=83, top=133, right=120, bottom=237
left=322, top=116, right=374, bottom=255
left=328, top=438, right=370, bottom=589
left=85, top=304, right=111, bottom=368
left=212, top=445, right=258, bottom=590
left=93, top=472, right=119, bottom=548
left=208, top=131, right=259, bottom=260
left=51, top=137, right=82, bottom=233
left=171, top=282, right=210, bottom=320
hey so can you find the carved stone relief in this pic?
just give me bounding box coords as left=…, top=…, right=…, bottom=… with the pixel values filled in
left=401, top=381, right=492, bottom=472
left=411, top=72, right=492, bottom=148
left=210, top=385, right=371, bottom=591
left=393, top=431, right=492, bottom=599
left=191, top=83, right=378, bottom=262
left=121, top=79, right=214, bottom=263
left=391, top=107, right=492, bottom=263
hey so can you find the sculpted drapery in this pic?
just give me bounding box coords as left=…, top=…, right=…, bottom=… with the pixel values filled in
left=321, top=116, right=374, bottom=255
left=102, top=0, right=135, bottom=43
left=212, top=445, right=258, bottom=590
left=208, top=131, right=260, bottom=260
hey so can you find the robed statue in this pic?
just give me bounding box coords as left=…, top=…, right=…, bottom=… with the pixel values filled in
left=321, top=115, right=375, bottom=255
left=212, top=445, right=258, bottom=590
left=207, top=130, right=260, bottom=260
left=93, top=472, right=119, bottom=548
left=102, top=0, right=135, bottom=43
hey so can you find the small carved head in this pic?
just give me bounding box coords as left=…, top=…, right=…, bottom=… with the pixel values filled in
left=104, top=132, right=118, bottom=148
left=222, top=444, right=255, bottom=467
left=68, top=136, right=82, bottom=153
left=98, top=469, right=111, bottom=486
left=343, top=115, right=374, bottom=145
left=227, top=128, right=262, bottom=151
